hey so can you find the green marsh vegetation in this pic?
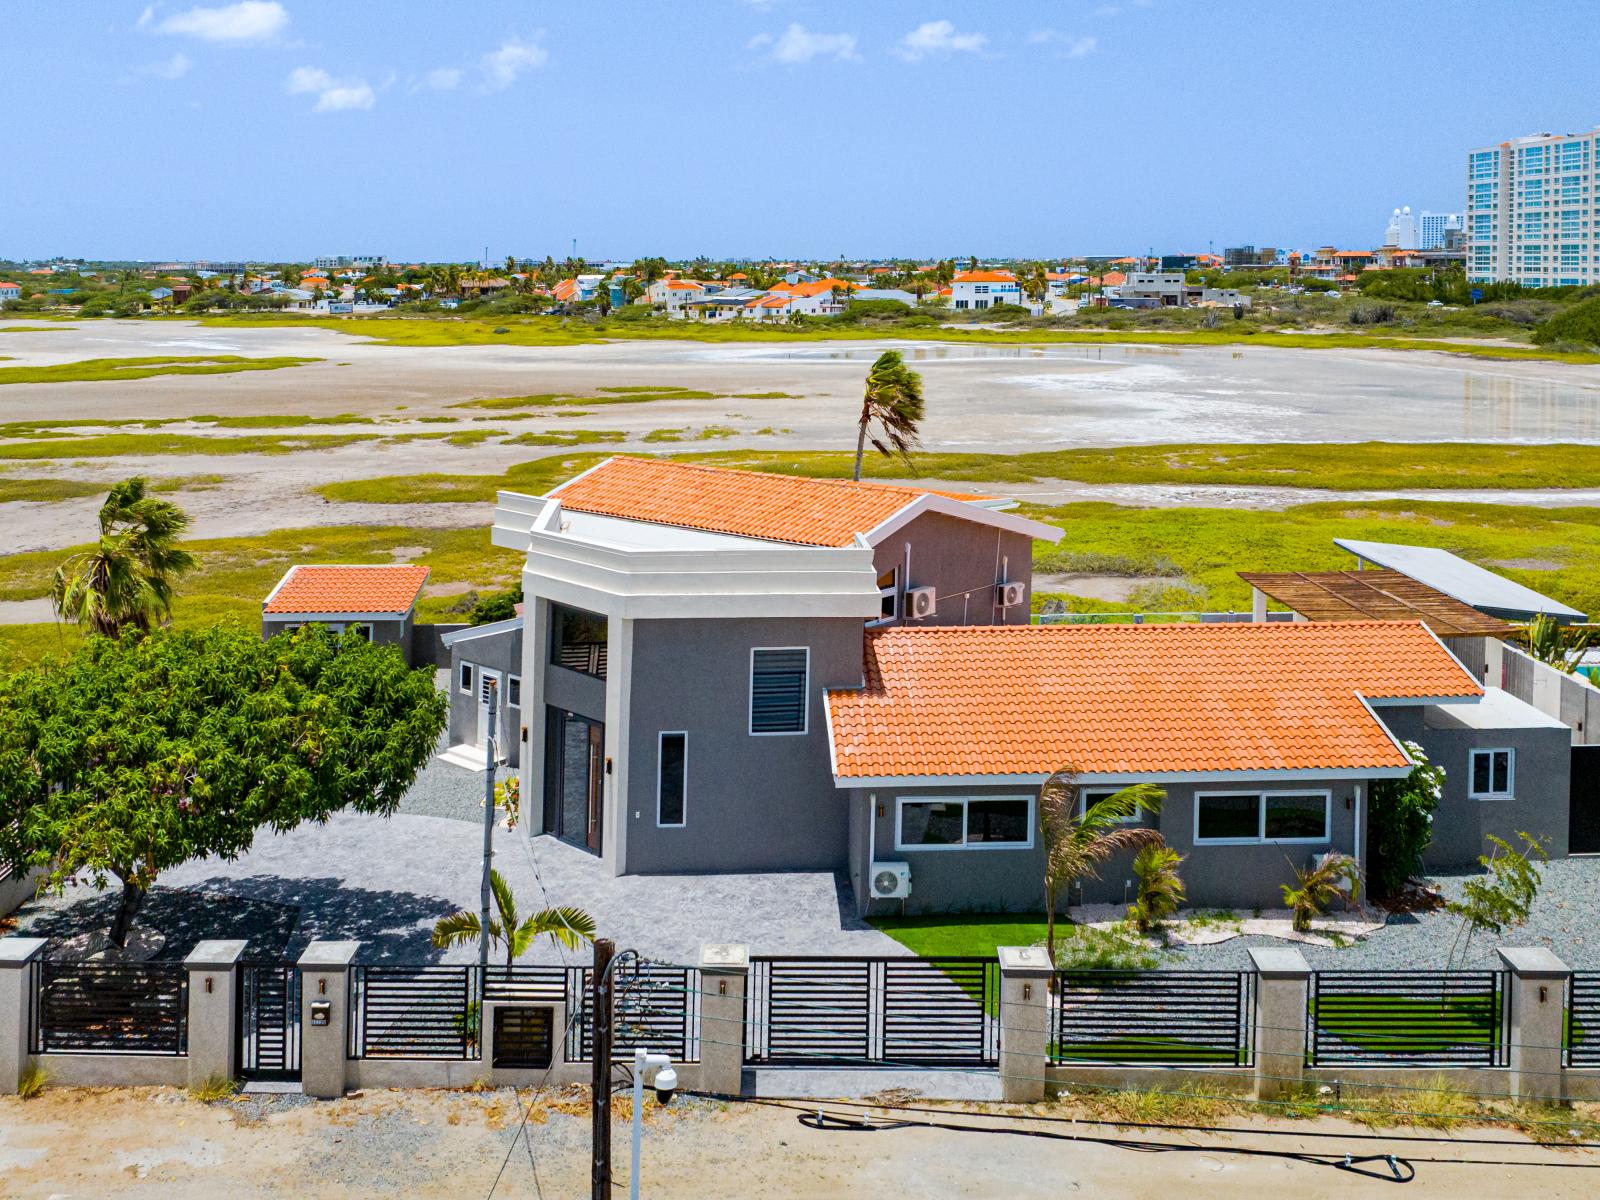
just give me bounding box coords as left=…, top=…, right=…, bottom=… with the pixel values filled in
left=0, top=355, right=319, bottom=385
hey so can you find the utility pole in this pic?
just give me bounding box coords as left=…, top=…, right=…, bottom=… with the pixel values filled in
left=590, top=937, right=615, bottom=1199
left=478, top=679, right=498, bottom=968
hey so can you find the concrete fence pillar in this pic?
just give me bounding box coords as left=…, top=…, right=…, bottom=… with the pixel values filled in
left=997, top=946, right=1054, bottom=1103
left=184, top=940, right=246, bottom=1088
left=0, top=938, right=47, bottom=1095
left=298, top=940, right=360, bottom=1100
left=1248, top=947, right=1310, bottom=1101
left=696, top=944, right=749, bottom=1096
left=1499, top=947, right=1570, bottom=1103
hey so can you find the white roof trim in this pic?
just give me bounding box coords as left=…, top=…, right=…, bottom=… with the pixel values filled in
left=440, top=617, right=521, bottom=647
left=832, top=765, right=1413, bottom=789
left=861, top=492, right=1062, bottom=547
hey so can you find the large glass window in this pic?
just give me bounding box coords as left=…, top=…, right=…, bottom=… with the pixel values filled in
left=896, top=797, right=1033, bottom=850
left=750, top=647, right=808, bottom=734
left=1470, top=748, right=1514, bottom=799
left=1080, top=787, right=1148, bottom=826
left=550, top=603, right=608, bottom=678
left=1195, top=791, right=1330, bottom=844
left=657, top=732, right=687, bottom=826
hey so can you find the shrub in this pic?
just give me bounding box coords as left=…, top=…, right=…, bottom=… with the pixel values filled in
left=1282, top=853, right=1361, bottom=932
left=17, top=1062, right=47, bottom=1099
left=468, top=589, right=520, bottom=625
left=188, top=1073, right=239, bottom=1103
left=1126, top=844, right=1185, bottom=932
left=1532, top=294, right=1600, bottom=347
left=1367, top=740, right=1444, bottom=898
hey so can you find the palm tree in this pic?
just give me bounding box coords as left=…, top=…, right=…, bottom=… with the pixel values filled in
left=1039, top=766, right=1166, bottom=965
left=1281, top=853, right=1361, bottom=933
left=51, top=478, right=195, bottom=638
left=431, top=869, right=595, bottom=967
left=1126, top=844, right=1185, bottom=933
left=1522, top=613, right=1597, bottom=675
left=852, top=351, right=925, bottom=481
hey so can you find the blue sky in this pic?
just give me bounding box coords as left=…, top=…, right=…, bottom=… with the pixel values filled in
left=3, top=1, right=1597, bottom=262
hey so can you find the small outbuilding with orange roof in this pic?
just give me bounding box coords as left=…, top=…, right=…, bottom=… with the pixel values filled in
left=262, top=563, right=431, bottom=664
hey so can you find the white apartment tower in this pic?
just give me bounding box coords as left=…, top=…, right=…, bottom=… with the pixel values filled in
left=1383, top=205, right=1419, bottom=250
left=1467, top=129, right=1600, bottom=286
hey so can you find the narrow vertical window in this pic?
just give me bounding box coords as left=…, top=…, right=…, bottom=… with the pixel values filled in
left=657, top=733, right=687, bottom=827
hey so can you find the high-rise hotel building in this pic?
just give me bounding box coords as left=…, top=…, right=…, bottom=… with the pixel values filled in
left=1467, top=129, right=1598, bottom=286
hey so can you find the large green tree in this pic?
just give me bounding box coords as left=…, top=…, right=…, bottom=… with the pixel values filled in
left=852, top=350, right=925, bottom=481
left=51, top=477, right=195, bottom=638
left=0, top=625, right=448, bottom=947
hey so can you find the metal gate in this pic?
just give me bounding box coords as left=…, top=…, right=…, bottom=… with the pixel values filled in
left=1308, top=970, right=1508, bottom=1067
left=1571, top=745, right=1600, bottom=855
left=237, top=962, right=301, bottom=1081
left=744, top=956, right=998, bottom=1067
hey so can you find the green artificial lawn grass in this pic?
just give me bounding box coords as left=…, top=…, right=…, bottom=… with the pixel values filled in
left=0, top=355, right=319, bottom=385
left=1311, top=993, right=1502, bottom=1054
left=193, top=313, right=1600, bottom=363
left=868, top=913, right=1049, bottom=960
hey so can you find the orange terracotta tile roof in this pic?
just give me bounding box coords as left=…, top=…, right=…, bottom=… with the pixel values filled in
left=264, top=564, right=430, bottom=615
left=952, top=270, right=1017, bottom=283
left=549, top=456, right=996, bottom=547
left=827, top=622, right=1481, bottom=780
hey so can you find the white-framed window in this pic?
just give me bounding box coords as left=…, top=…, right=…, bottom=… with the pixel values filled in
left=1080, top=786, right=1149, bottom=826
left=872, top=566, right=900, bottom=626
left=458, top=661, right=474, bottom=695
left=1469, top=748, right=1514, bottom=799
left=750, top=647, right=808, bottom=735
left=895, top=795, right=1034, bottom=851
left=657, top=731, right=687, bottom=827
left=1193, top=791, right=1331, bottom=845
left=507, top=675, right=522, bottom=709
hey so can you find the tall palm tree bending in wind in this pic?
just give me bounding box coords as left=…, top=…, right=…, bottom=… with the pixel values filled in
left=852, top=350, right=925, bottom=482
left=52, top=477, right=195, bottom=638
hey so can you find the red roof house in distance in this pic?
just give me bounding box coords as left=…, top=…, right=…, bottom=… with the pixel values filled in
left=0, top=282, right=20, bottom=301
left=262, top=563, right=431, bottom=664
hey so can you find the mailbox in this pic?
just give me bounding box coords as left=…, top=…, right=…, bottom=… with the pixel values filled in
left=310, top=1000, right=332, bottom=1027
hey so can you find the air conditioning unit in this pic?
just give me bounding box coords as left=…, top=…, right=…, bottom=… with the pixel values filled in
left=906, top=586, right=937, bottom=620
left=998, top=581, right=1026, bottom=609
left=870, top=861, right=912, bottom=900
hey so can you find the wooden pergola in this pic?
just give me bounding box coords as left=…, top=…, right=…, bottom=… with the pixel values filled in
left=1237, top=569, right=1516, bottom=638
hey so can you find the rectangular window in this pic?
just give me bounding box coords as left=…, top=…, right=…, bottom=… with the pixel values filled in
left=458, top=662, right=474, bottom=695
left=1080, top=786, right=1146, bottom=825
left=750, top=647, right=808, bottom=734
left=1470, top=748, right=1514, bottom=799
left=896, top=796, right=1034, bottom=850
left=657, top=732, right=687, bottom=826
left=874, top=566, right=899, bottom=625
left=550, top=603, right=608, bottom=678
left=507, top=675, right=522, bottom=709
left=1195, top=791, right=1331, bottom=844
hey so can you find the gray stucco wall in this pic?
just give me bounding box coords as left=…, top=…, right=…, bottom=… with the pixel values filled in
left=1383, top=704, right=1572, bottom=866
left=849, top=777, right=1369, bottom=916
left=263, top=614, right=413, bottom=662
left=871, top=511, right=1036, bottom=628
left=449, top=626, right=526, bottom=769
left=621, top=616, right=865, bottom=874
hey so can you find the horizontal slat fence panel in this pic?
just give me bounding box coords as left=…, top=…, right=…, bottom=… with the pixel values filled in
left=1052, top=970, right=1253, bottom=1066
left=32, top=961, right=189, bottom=1056
left=745, top=957, right=998, bottom=1067
left=348, top=965, right=481, bottom=1060
left=1309, top=971, right=1507, bottom=1067
left=569, top=964, right=700, bottom=1063
left=1568, top=972, right=1600, bottom=1068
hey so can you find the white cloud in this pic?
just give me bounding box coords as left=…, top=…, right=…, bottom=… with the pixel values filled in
left=159, top=1, right=287, bottom=42
left=133, top=52, right=193, bottom=80
left=286, top=65, right=375, bottom=111
left=137, top=5, right=157, bottom=29
left=1027, top=30, right=1098, bottom=58
left=479, top=37, right=548, bottom=91
left=894, top=19, right=987, bottom=62
left=424, top=66, right=462, bottom=91
left=747, top=22, right=859, bottom=64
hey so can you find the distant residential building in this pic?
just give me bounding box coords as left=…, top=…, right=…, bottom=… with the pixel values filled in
left=949, top=270, right=1026, bottom=312
left=850, top=288, right=917, bottom=307
left=1467, top=129, right=1600, bottom=286
left=1222, top=245, right=1277, bottom=269
left=0, top=282, right=20, bottom=302
left=646, top=278, right=707, bottom=315
left=314, top=255, right=387, bottom=270
left=1419, top=210, right=1462, bottom=252
left=1383, top=206, right=1420, bottom=250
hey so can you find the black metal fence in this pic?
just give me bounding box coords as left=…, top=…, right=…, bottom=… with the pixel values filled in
left=1052, top=970, right=1254, bottom=1067
left=348, top=965, right=482, bottom=1060
left=1308, top=971, right=1509, bottom=1067
left=1569, top=971, right=1600, bottom=1068
left=744, top=956, right=999, bottom=1067
left=347, top=962, right=702, bottom=1063
left=31, top=960, right=189, bottom=1056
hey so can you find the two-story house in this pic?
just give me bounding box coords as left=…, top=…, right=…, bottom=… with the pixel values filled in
left=950, top=270, right=1031, bottom=313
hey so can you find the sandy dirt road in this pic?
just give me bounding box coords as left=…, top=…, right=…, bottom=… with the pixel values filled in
left=0, top=1087, right=1594, bottom=1199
